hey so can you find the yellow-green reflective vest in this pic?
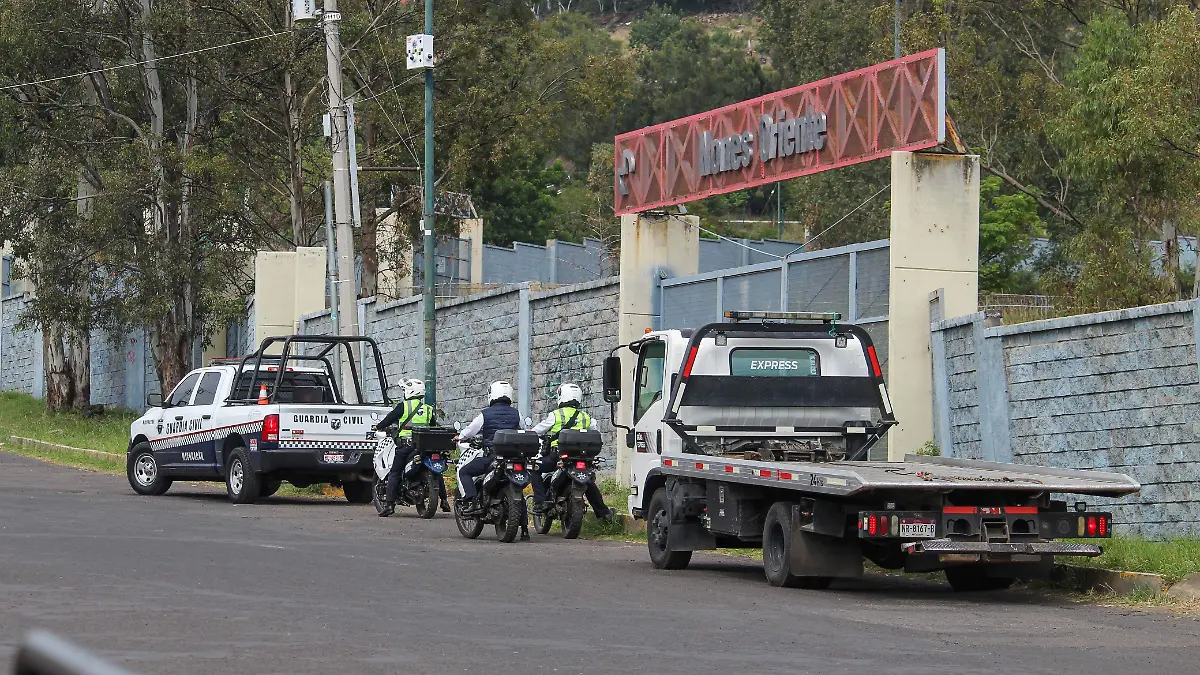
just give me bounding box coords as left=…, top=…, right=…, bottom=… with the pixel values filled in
left=398, top=399, right=434, bottom=438
left=549, top=407, right=591, bottom=447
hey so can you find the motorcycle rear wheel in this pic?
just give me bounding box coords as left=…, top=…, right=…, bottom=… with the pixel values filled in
left=562, top=494, right=585, bottom=539
left=415, top=472, right=439, bottom=519
left=496, top=488, right=524, bottom=543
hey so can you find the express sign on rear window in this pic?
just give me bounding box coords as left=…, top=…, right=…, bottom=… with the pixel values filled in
left=730, top=349, right=819, bottom=377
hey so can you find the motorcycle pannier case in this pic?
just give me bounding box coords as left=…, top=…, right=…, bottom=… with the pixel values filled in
left=557, top=430, right=602, bottom=458
left=491, top=429, right=540, bottom=459
left=412, top=427, right=456, bottom=452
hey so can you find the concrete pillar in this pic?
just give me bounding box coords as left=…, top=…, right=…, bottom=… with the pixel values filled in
left=376, top=209, right=414, bottom=300
left=615, top=212, right=700, bottom=486
left=460, top=218, right=484, bottom=288
left=253, top=246, right=328, bottom=353
left=887, top=151, right=979, bottom=460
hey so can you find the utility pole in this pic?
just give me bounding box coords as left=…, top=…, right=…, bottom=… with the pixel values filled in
left=894, top=0, right=902, bottom=59
left=323, top=181, right=342, bottom=382
left=322, top=0, right=359, bottom=341
left=419, top=0, right=438, bottom=410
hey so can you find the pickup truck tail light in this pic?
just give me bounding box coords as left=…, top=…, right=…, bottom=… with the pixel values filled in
left=263, top=414, right=280, bottom=442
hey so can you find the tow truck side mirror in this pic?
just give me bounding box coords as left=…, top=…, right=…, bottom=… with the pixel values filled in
left=146, top=392, right=163, bottom=408
left=603, top=356, right=622, bottom=403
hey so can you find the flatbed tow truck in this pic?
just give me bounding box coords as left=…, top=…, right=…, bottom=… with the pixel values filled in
left=603, top=311, right=1140, bottom=591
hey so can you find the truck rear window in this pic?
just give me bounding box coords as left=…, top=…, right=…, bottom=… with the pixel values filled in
left=232, top=371, right=335, bottom=403
left=729, top=348, right=819, bottom=377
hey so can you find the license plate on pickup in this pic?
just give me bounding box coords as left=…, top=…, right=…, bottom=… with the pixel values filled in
left=323, top=452, right=345, bottom=463
left=899, top=518, right=937, bottom=538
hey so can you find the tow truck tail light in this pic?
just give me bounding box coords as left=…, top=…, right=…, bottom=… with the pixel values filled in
left=1098, top=516, right=1108, bottom=537
left=868, top=514, right=878, bottom=536
left=263, top=414, right=279, bottom=442
left=1086, top=516, right=1097, bottom=537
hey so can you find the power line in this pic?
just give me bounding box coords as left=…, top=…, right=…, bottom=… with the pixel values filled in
left=784, top=184, right=890, bottom=258
left=0, top=32, right=285, bottom=93
left=698, top=227, right=784, bottom=259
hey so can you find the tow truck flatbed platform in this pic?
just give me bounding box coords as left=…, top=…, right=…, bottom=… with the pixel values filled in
left=658, top=453, right=1141, bottom=499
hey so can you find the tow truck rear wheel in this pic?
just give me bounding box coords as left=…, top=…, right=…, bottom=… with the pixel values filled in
left=647, top=488, right=692, bottom=570
left=944, top=567, right=1015, bottom=592
left=763, top=502, right=832, bottom=590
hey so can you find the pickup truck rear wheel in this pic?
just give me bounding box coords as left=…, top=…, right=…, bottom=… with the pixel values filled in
left=342, top=480, right=374, bottom=504
left=763, top=502, right=832, bottom=590
left=225, top=447, right=260, bottom=504
left=647, top=488, right=692, bottom=570
left=127, top=443, right=172, bottom=496
left=944, top=567, right=1015, bottom=592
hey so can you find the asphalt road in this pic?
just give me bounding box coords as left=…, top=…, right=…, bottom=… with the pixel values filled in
left=1, top=451, right=1197, bottom=675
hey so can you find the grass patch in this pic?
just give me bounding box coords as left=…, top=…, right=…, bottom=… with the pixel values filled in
left=4, top=442, right=125, bottom=474
left=0, top=392, right=138, bottom=454
left=1065, top=537, right=1200, bottom=584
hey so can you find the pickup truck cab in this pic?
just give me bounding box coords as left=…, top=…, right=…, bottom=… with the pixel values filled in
left=126, top=335, right=397, bottom=504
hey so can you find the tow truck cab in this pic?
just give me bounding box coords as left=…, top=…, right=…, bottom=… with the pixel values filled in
left=613, top=311, right=894, bottom=518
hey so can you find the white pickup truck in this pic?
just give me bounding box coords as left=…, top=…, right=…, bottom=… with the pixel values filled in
left=126, top=336, right=398, bottom=504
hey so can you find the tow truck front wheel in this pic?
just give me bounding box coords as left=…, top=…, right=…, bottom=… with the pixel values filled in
left=763, top=502, right=832, bottom=590
left=127, top=443, right=172, bottom=496
left=647, top=488, right=692, bottom=570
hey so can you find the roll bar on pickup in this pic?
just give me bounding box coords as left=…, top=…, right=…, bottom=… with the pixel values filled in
left=226, top=335, right=393, bottom=406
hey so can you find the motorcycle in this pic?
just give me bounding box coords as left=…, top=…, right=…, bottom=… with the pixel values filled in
left=529, top=430, right=604, bottom=539
left=372, top=426, right=455, bottom=518
left=453, top=426, right=540, bottom=543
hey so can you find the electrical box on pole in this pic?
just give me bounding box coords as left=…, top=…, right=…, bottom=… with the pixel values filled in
left=292, top=0, right=319, bottom=27
left=406, top=34, right=434, bottom=70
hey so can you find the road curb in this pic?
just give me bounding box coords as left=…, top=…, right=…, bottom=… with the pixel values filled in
left=4, top=436, right=124, bottom=462
left=1052, top=564, right=1165, bottom=596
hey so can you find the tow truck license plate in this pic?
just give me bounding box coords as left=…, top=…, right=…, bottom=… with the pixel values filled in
left=323, top=452, right=345, bottom=463
left=900, top=518, right=936, bottom=538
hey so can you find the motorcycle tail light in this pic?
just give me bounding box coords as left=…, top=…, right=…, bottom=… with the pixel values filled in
left=430, top=454, right=440, bottom=461
left=512, top=463, right=524, bottom=472
left=575, top=461, right=587, bottom=469
left=561, top=453, right=569, bottom=459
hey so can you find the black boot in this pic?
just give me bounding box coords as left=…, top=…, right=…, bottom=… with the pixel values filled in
left=440, top=497, right=451, bottom=513
left=377, top=502, right=395, bottom=517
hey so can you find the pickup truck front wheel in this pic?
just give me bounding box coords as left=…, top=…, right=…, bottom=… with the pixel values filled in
left=225, top=447, right=261, bottom=504
left=127, top=443, right=172, bottom=496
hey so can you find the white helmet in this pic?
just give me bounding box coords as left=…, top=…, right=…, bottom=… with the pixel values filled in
left=558, top=383, right=583, bottom=406
left=489, top=380, right=514, bottom=403
left=402, top=378, right=425, bottom=400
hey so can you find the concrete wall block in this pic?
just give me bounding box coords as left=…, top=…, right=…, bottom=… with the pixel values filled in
left=1004, top=325, right=1194, bottom=367
left=1005, top=344, right=1197, bottom=384
left=1008, top=384, right=1200, bottom=420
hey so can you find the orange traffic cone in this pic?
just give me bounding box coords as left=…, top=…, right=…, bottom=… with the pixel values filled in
left=257, top=384, right=269, bottom=405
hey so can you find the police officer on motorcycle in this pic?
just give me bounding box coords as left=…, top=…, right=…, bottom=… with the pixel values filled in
left=454, top=381, right=536, bottom=512
left=375, top=378, right=448, bottom=517
left=530, top=383, right=615, bottom=521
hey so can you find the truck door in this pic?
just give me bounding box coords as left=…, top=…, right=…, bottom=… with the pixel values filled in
left=629, top=340, right=667, bottom=511
left=156, top=372, right=203, bottom=473
left=188, top=371, right=224, bottom=477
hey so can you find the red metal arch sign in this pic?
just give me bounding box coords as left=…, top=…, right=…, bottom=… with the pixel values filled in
left=614, top=48, right=946, bottom=215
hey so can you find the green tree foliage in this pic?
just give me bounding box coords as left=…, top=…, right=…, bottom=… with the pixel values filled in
left=978, top=176, right=1044, bottom=294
